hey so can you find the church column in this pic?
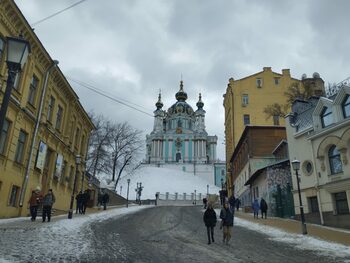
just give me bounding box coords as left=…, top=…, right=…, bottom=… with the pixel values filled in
left=168, top=140, right=172, bottom=161
left=185, top=140, right=188, bottom=162
left=203, top=141, right=207, bottom=162
left=191, top=140, right=194, bottom=162
left=162, top=140, right=166, bottom=162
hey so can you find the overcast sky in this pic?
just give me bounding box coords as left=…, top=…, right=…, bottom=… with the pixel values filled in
left=15, top=0, right=350, bottom=160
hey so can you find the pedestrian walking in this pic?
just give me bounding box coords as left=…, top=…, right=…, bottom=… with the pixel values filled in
left=203, top=203, right=217, bottom=245
left=102, top=192, right=109, bottom=210
left=260, top=198, right=268, bottom=219
left=220, top=202, right=234, bottom=245
left=42, top=189, right=55, bottom=222
left=75, top=191, right=83, bottom=214
left=252, top=199, right=260, bottom=219
left=28, top=189, right=42, bottom=221
left=203, top=197, right=208, bottom=209
left=82, top=190, right=90, bottom=214
left=228, top=194, right=236, bottom=212
left=97, top=191, right=103, bottom=209
left=235, top=199, right=241, bottom=211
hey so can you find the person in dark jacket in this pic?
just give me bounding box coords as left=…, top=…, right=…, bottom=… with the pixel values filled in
left=102, top=192, right=109, bottom=210
left=97, top=191, right=103, bottom=209
left=252, top=199, right=260, bottom=219
left=235, top=199, right=241, bottom=211
left=202, top=197, right=208, bottom=209
left=28, top=190, right=42, bottom=221
left=220, top=202, right=234, bottom=245
left=260, top=198, right=268, bottom=219
left=75, top=191, right=83, bottom=214
left=203, top=203, right=217, bottom=245
left=82, top=190, right=90, bottom=214
left=228, top=195, right=236, bottom=212
left=42, top=189, right=55, bottom=222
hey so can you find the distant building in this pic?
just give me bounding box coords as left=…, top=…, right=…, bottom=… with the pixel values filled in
left=286, top=85, right=350, bottom=229
left=223, top=67, right=301, bottom=195
left=214, top=162, right=226, bottom=188
left=231, top=126, right=287, bottom=209
left=145, top=81, right=218, bottom=184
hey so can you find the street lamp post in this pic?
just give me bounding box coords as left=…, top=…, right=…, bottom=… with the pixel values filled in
left=126, top=179, right=130, bottom=208
left=120, top=185, right=122, bottom=196
left=207, top=184, right=209, bottom=197
left=68, top=155, right=81, bottom=219
left=291, top=159, right=307, bottom=235
left=194, top=189, right=196, bottom=205
left=0, top=36, right=30, bottom=138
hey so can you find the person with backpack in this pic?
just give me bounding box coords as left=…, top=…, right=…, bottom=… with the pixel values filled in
left=252, top=199, right=260, bottom=219
left=42, top=189, right=55, bottom=222
left=220, top=202, right=234, bottom=245
left=203, top=203, right=217, bottom=245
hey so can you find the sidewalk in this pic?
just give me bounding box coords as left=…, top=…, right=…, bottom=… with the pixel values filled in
left=0, top=205, right=127, bottom=229
left=234, top=210, right=350, bottom=246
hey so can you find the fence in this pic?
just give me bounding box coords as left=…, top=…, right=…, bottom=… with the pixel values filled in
left=156, top=192, right=209, bottom=206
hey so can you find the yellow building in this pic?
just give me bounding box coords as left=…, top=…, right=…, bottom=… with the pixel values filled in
left=0, top=0, right=94, bottom=218
left=223, top=67, right=300, bottom=194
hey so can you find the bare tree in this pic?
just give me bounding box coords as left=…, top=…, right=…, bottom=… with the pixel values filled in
left=86, top=112, right=114, bottom=177
left=109, top=122, right=143, bottom=186
left=264, top=82, right=314, bottom=119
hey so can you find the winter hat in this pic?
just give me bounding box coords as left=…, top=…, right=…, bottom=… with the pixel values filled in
left=35, top=186, right=41, bottom=192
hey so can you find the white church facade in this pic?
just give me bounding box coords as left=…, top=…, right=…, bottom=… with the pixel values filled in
left=145, top=81, right=218, bottom=184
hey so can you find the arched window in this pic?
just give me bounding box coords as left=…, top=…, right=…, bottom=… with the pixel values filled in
left=342, top=95, right=350, bottom=118
left=177, top=119, right=182, bottom=128
left=321, top=107, right=332, bottom=128
left=328, top=145, right=342, bottom=174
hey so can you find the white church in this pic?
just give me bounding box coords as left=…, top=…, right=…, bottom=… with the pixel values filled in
left=145, top=81, right=218, bottom=184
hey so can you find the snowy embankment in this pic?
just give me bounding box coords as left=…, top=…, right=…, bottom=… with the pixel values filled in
left=232, top=214, right=350, bottom=260
left=107, top=166, right=221, bottom=200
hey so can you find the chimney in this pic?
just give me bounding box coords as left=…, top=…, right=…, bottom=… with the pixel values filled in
left=282, top=69, right=290, bottom=76
left=263, top=67, right=272, bottom=72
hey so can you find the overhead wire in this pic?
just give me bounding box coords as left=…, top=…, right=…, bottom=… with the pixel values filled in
left=67, top=77, right=154, bottom=117
left=31, top=0, right=88, bottom=27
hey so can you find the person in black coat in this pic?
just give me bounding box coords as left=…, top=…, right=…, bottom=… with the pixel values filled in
left=203, top=203, right=217, bottom=245
left=102, top=192, right=110, bottom=210
left=75, top=191, right=83, bottom=214
left=260, top=198, right=268, bottom=219
left=82, top=190, right=90, bottom=214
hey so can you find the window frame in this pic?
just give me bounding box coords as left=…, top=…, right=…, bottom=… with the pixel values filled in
left=308, top=196, right=319, bottom=213
left=55, top=105, right=63, bottom=131
left=274, top=77, right=280, bottom=85
left=12, top=72, right=21, bottom=91
left=14, top=130, right=27, bottom=163
left=328, top=145, right=343, bottom=175
left=47, top=96, right=55, bottom=123
left=242, top=94, right=249, bottom=106
left=243, top=114, right=250, bottom=125
left=334, top=192, right=349, bottom=215
left=27, top=75, right=39, bottom=106
left=321, top=107, right=332, bottom=128
left=342, top=95, right=350, bottom=118
left=273, top=115, right=280, bottom=125
left=0, top=119, right=11, bottom=155
left=9, top=185, right=20, bottom=207
left=256, top=78, right=263, bottom=88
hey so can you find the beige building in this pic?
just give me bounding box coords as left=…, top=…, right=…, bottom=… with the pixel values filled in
left=0, top=0, right=94, bottom=218
left=286, top=85, right=350, bottom=229
left=223, top=67, right=300, bottom=194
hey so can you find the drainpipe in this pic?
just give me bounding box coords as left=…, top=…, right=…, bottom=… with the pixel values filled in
left=18, top=60, right=59, bottom=209
left=309, top=139, right=324, bottom=225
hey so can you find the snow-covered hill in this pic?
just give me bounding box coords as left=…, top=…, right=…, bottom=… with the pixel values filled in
left=107, top=165, right=221, bottom=200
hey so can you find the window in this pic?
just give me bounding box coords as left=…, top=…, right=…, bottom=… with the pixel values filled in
left=256, top=78, right=263, bottom=88
left=242, top=94, right=249, bottom=106
left=0, top=119, right=10, bottom=155
left=334, top=192, right=349, bottom=215
left=9, top=185, right=20, bottom=207
left=342, top=95, right=350, bottom=118
left=14, top=130, right=27, bottom=163
left=55, top=105, right=63, bottom=130
left=13, top=72, right=21, bottom=91
left=27, top=75, right=39, bottom=105
left=328, top=145, right=342, bottom=174
left=177, top=119, right=182, bottom=128
left=0, top=38, right=4, bottom=61
left=61, top=160, right=67, bottom=183
left=47, top=96, right=55, bottom=122
left=274, top=77, right=280, bottom=85
left=80, top=135, right=85, bottom=155
left=321, top=107, right=332, bottom=128
left=308, top=196, right=319, bottom=213
left=302, top=161, right=313, bottom=175
left=75, top=128, right=80, bottom=149
left=243, top=114, right=250, bottom=125
left=273, top=115, right=280, bottom=125
left=221, top=169, right=225, bottom=176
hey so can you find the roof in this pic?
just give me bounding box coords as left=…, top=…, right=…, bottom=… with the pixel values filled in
left=244, top=159, right=289, bottom=186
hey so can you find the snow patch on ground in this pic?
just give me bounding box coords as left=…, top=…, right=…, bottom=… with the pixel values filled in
left=0, top=206, right=149, bottom=263
left=110, top=166, right=221, bottom=200
left=234, top=216, right=350, bottom=259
